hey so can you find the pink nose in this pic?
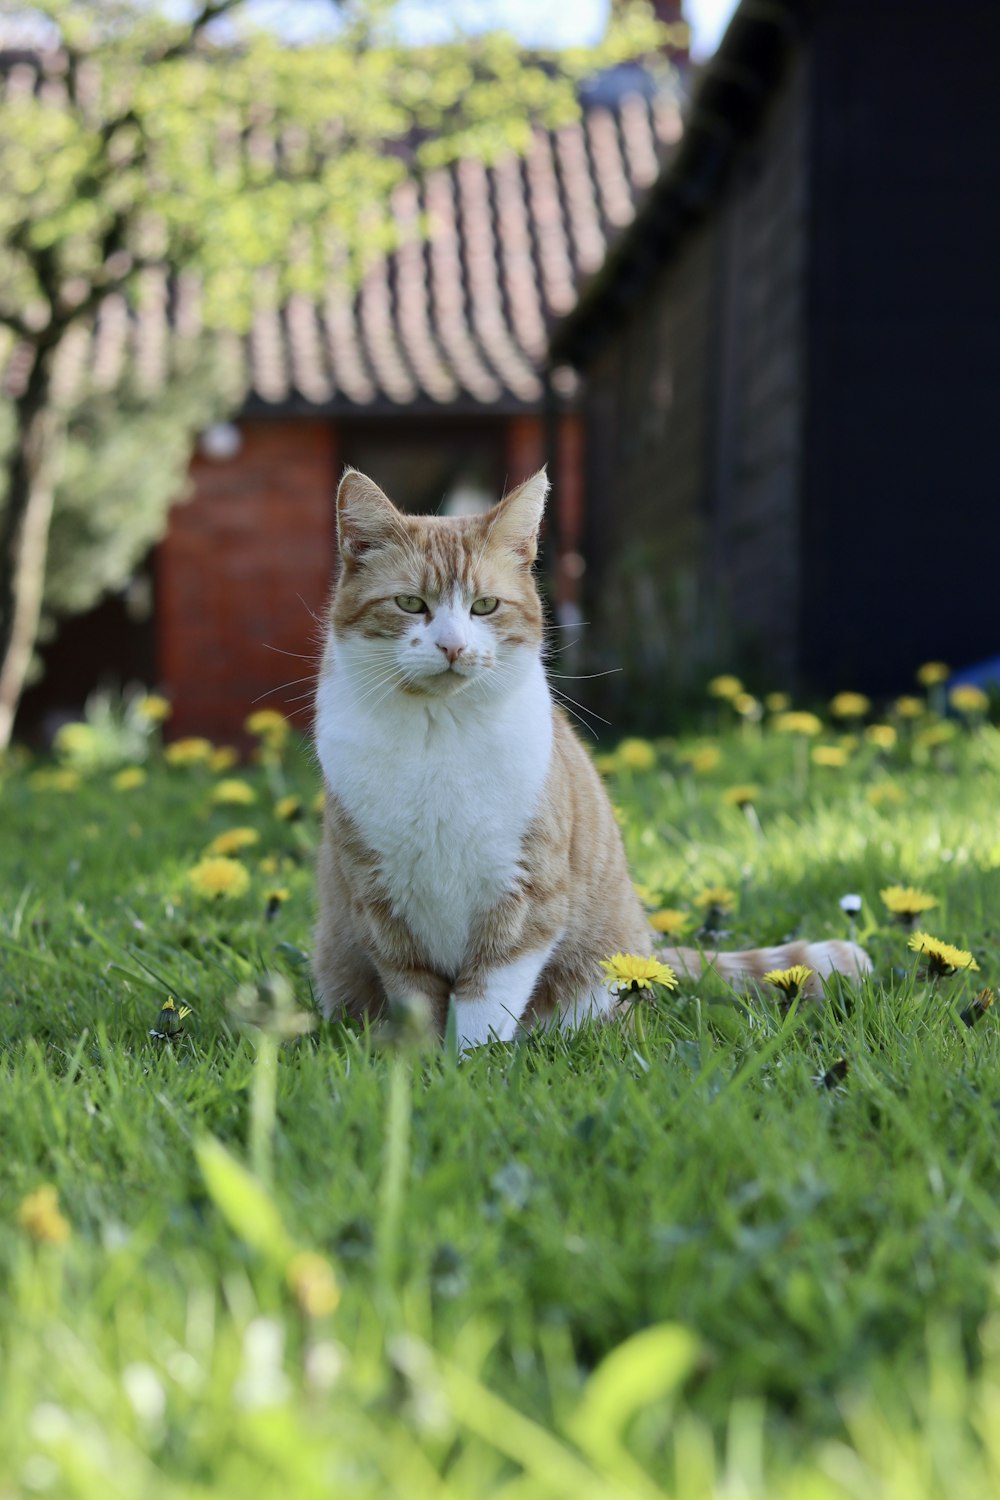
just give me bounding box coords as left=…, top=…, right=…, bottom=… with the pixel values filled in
left=438, top=642, right=465, bottom=664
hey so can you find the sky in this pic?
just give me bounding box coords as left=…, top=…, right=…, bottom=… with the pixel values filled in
left=3, top=1, right=743, bottom=62
left=235, top=0, right=742, bottom=60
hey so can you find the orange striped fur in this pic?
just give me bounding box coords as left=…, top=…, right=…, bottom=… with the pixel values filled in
left=655, top=940, right=871, bottom=999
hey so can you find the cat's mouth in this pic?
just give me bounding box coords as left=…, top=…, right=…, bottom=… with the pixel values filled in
left=400, top=664, right=476, bottom=696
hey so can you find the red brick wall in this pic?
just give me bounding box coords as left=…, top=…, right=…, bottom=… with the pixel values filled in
left=555, top=412, right=584, bottom=612
left=505, top=414, right=545, bottom=486
left=157, top=420, right=336, bottom=744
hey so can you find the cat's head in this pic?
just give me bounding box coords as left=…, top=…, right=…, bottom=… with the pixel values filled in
left=328, top=468, right=548, bottom=700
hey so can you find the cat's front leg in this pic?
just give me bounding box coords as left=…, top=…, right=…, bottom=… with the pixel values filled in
left=453, top=936, right=562, bottom=1054
left=377, top=965, right=452, bottom=1033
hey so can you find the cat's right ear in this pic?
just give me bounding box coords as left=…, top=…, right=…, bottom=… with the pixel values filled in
left=336, top=469, right=403, bottom=564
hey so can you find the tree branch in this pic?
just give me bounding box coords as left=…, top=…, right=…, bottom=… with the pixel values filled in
left=0, top=307, right=39, bottom=342
left=154, top=0, right=248, bottom=65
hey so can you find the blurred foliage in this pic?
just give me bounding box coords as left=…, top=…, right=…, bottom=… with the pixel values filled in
left=0, top=0, right=666, bottom=335
left=0, top=345, right=230, bottom=639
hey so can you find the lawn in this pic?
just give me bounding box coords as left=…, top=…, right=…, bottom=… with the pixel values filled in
left=2, top=687, right=1000, bottom=1498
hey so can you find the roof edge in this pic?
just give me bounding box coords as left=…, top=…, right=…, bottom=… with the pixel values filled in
left=548, top=0, right=813, bottom=368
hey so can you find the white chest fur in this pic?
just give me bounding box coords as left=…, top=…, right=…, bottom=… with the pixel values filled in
left=315, top=651, right=553, bottom=975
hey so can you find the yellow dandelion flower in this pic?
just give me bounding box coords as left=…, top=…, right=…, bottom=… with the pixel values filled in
left=135, top=694, right=171, bottom=723
left=733, top=693, right=761, bottom=719
left=632, top=882, right=657, bottom=907
left=811, top=745, right=849, bottom=768
left=696, top=886, right=737, bottom=912
left=616, top=738, right=656, bottom=771
left=594, top=752, right=620, bottom=776
left=915, top=721, right=958, bottom=750
left=772, top=711, right=822, bottom=737
left=245, top=710, right=290, bottom=747
left=867, top=783, right=905, bottom=808
left=17, top=1185, right=70, bottom=1245
left=186, top=856, right=251, bottom=900
left=830, top=692, right=871, bottom=719
left=266, top=887, right=291, bottom=918
left=961, top=988, right=995, bottom=1028
left=693, top=746, right=722, bottom=774
left=258, top=855, right=280, bottom=875
left=650, top=908, right=691, bottom=937
left=165, top=737, right=214, bottom=767
left=881, top=885, right=938, bottom=923
left=287, top=1251, right=340, bottom=1319
left=54, top=722, right=96, bottom=757
left=276, top=795, right=303, bottom=822
left=207, top=827, right=260, bottom=857
left=707, top=675, right=743, bottom=700
left=722, top=783, right=760, bottom=807
left=245, top=708, right=288, bottom=735
left=949, top=684, right=989, bottom=715
left=679, top=745, right=722, bottom=774
left=152, top=997, right=193, bottom=1038
left=916, top=661, right=950, bottom=687
left=865, top=724, right=897, bottom=751
left=601, top=952, right=678, bottom=994
left=112, top=767, right=146, bottom=791
left=894, top=696, right=924, bottom=719
left=762, top=965, right=814, bottom=999
left=212, top=778, right=256, bottom=806
left=765, top=692, right=791, bottom=713
left=908, top=930, right=979, bottom=978
left=210, top=746, right=239, bottom=773
left=311, top=791, right=326, bottom=816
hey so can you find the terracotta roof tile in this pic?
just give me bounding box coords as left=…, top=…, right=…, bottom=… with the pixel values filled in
left=423, top=168, right=504, bottom=404
left=284, top=292, right=333, bottom=405
left=391, top=181, right=459, bottom=405
left=556, top=120, right=606, bottom=278
left=248, top=272, right=289, bottom=404
left=3, top=83, right=680, bottom=412
left=585, top=107, right=635, bottom=230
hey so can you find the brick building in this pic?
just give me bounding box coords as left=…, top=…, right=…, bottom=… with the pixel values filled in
left=550, top=0, right=1000, bottom=718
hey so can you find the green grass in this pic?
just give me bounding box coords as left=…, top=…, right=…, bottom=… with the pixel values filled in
left=3, top=715, right=1000, bottom=1498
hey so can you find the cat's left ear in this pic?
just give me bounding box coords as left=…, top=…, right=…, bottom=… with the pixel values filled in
left=486, top=468, right=549, bottom=564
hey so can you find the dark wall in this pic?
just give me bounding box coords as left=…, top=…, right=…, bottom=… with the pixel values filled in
left=708, top=50, right=808, bottom=686
left=801, top=0, right=1000, bottom=691
left=581, top=221, right=717, bottom=719
left=578, top=44, right=809, bottom=715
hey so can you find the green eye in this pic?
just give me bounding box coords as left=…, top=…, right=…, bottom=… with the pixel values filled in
left=395, top=595, right=427, bottom=614
left=471, top=597, right=499, bottom=616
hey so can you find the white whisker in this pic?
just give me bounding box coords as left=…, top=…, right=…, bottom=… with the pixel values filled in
left=261, top=642, right=317, bottom=662
left=547, top=669, right=622, bottom=681
left=251, top=674, right=317, bottom=705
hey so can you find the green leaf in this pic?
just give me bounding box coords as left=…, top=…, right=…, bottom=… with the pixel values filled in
left=569, top=1324, right=698, bottom=1451
left=194, top=1135, right=294, bottom=1265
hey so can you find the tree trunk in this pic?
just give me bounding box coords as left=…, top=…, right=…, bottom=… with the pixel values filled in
left=0, top=344, right=65, bottom=749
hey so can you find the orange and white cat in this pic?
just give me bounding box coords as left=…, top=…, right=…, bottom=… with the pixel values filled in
left=313, top=468, right=869, bottom=1051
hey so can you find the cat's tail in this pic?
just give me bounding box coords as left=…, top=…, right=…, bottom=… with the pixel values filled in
left=654, top=938, right=872, bottom=999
